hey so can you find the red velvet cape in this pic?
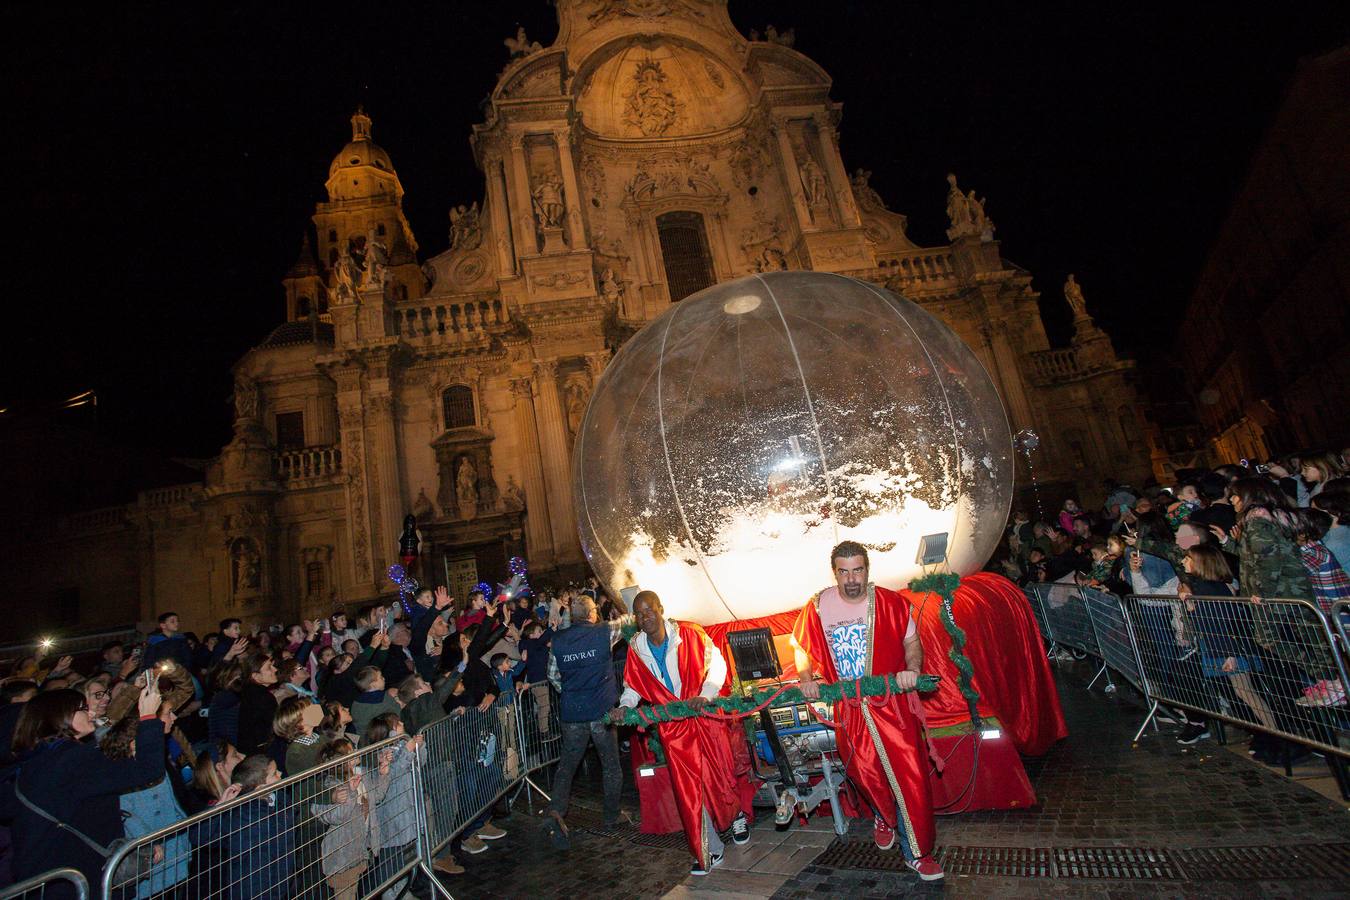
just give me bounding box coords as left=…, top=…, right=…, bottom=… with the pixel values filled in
left=791, top=585, right=936, bottom=856
left=624, top=621, right=746, bottom=867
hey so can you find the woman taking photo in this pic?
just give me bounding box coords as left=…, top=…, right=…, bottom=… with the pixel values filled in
left=7, top=677, right=163, bottom=897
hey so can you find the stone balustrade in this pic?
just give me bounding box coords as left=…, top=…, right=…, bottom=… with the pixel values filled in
left=62, top=506, right=126, bottom=534
left=140, top=484, right=203, bottom=508
left=876, top=249, right=958, bottom=289
left=1028, top=348, right=1084, bottom=383
left=397, top=297, right=508, bottom=342
left=276, top=445, right=342, bottom=481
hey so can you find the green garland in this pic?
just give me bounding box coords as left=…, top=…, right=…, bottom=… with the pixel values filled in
left=910, top=572, right=980, bottom=710
left=614, top=672, right=940, bottom=729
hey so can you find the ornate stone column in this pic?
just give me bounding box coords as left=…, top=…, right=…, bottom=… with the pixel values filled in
left=552, top=128, right=588, bottom=250
left=771, top=117, right=814, bottom=231
left=484, top=154, right=517, bottom=274
left=511, top=377, right=555, bottom=566
left=506, top=132, right=537, bottom=257
left=365, top=391, right=404, bottom=575
left=532, top=359, right=580, bottom=563
left=813, top=113, right=862, bottom=228
left=337, top=396, right=376, bottom=591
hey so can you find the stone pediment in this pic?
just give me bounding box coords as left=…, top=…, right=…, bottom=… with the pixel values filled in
left=746, top=45, right=830, bottom=89
left=497, top=51, right=567, bottom=100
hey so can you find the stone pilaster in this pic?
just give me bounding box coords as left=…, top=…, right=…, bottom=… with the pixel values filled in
left=553, top=128, right=588, bottom=251
left=484, top=154, right=517, bottom=274
left=532, top=359, right=580, bottom=563
left=506, top=132, right=537, bottom=257
left=365, top=391, right=404, bottom=576
left=771, top=117, right=814, bottom=232
left=336, top=376, right=376, bottom=592
left=813, top=112, right=862, bottom=228
left=511, top=377, right=555, bottom=566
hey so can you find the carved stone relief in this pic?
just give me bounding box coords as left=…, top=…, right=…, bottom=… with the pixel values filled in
left=622, top=59, right=680, bottom=137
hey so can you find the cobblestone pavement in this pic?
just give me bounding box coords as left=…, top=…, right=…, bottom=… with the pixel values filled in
left=433, top=665, right=1350, bottom=899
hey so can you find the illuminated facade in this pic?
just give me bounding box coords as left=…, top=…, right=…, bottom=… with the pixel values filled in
left=25, top=0, right=1153, bottom=632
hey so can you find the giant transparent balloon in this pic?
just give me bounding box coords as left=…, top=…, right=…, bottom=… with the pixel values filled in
left=573, top=272, right=1013, bottom=624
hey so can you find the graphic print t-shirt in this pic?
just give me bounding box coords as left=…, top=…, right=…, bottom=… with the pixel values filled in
left=817, top=586, right=915, bottom=680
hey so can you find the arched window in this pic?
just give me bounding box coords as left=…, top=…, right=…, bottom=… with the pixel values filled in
left=376, top=223, right=386, bottom=236
left=656, top=211, right=715, bottom=302
left=442, top=385, right=476, bottom=430
left=327, top=229, right=337, bottom=243
left=296, top=296, right=311, bottom=319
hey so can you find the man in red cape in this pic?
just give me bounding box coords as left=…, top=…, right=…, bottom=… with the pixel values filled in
left=609, top=590, right=751, bottom=875
left=791, top=540, right=944, bottom=882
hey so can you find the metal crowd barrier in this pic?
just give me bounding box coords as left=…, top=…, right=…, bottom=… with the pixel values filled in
left=0, top=868, right=89, bottom=900
left=1122, top=594, right=1350, bottom=761
left=102, top=733, right=424, bottom=900
left=1026, top=582, right=1114, bottom=690
left=1025, top=583, right=1350, bottom=790
left=89, top=681, right=566, bottom=899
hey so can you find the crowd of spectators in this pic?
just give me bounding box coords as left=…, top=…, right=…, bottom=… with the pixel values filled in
left=0, top=574, right=615, bottom=897
left=1001, top=448, right=1350, bottom=759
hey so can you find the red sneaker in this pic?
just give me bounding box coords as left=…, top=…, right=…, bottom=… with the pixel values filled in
left=872, top=816, right=895, bottom=851
left=906, top=855, right=945, bottom=881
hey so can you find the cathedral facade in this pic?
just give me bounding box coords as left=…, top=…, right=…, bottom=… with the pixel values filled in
left=32, top=0, right=1154, bottom=632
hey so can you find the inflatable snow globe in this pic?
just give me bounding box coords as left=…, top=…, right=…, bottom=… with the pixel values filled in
left=572, top=271, right=1013, bottom=624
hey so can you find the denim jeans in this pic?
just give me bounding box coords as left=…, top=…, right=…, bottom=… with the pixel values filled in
left=548, top=719, right=622, bottom=821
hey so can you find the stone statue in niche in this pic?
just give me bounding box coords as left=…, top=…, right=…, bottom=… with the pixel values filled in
left=231, top=537, right=261, bottom=593
left=623, top=59, right=679, bottom=137
left=599, top=267, right=624, bottom=302
left=531, top=176, right=566, bottom=229
left=361, top=229, right=388, bottom=289
left=503, top=475, right=525, bottom=511
left=449, top=202, right=482, bottom=251
left=456, top=456, right=479, bottom=519
left=1064, top=274, right=1088, bottom=319
left=564, top=378, right=589, bottom=439
left=504, top=26, right=542, bottom=58
left=798, top=154, right=829, bottom=211
left=331, top=252, right=359, bottom=303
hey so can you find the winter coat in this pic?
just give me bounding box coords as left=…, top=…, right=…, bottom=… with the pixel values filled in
left=189, top=793, right=295, bottom=899
left=312, top=768, right=389, bottom=876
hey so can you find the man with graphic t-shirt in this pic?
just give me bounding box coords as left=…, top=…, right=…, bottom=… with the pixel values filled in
left=791, top=540, right=944, bottom=882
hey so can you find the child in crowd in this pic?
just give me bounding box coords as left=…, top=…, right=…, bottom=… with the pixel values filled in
left=313, top=738, right=391, bottom=900
left=190, top=754, right=294, bottom=900
left=363, top=714, right=424, bottom=894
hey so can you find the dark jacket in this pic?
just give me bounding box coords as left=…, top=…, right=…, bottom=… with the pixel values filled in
left=0, top=701, right=24, bottom=765
left=551, top=622, right=617, bottom=723
left=189, top=794, right=295, bottom=899
left=401, top=672, right=462, bottom=737
left=380, top=644, right=419, bottom=690
left=237, top=683, right=278, bottom=755
left=5, top=719, right=164, bottom=895
left=208, top=689, right=241, bottom=746
left=141, top=632, right=193, bottom=674
left=321, top=645, right=386, bottom=707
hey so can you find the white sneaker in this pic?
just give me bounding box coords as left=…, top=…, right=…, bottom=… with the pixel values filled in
left=690, top=851, right=724, bottom=876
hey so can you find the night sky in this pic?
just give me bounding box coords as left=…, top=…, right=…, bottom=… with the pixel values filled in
left=7, top=2, right=1347, bottom=460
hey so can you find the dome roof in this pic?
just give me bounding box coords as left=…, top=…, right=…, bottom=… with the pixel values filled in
left=327, top=108, right=397, bottom=179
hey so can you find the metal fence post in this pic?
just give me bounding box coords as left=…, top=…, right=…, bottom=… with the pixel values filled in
left=0, top=868, right=89, bottom=900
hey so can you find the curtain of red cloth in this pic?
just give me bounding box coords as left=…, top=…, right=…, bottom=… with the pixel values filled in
left=905, top=572, right=1067, bottom=756
left=700, top=573, right=1066, bottom=757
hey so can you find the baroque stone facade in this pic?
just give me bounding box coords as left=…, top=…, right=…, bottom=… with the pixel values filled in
left=26, top=0, right=1153, bottom=633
